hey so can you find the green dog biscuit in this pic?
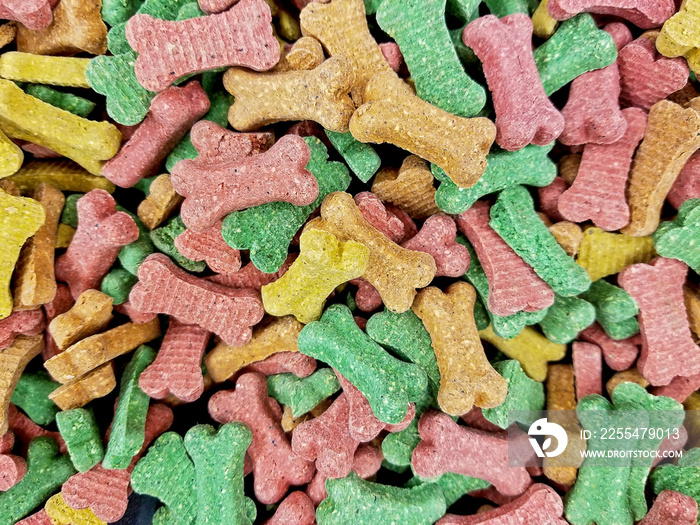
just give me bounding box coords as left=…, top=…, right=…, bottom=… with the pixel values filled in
left=598, top=316, right=639, bottom=341
left=103, top=346, right=156, bottom=470
left=133, top=175, right=157, bottom=195
left=406, top=472, right=490, bottom=508
left=433, top=144, right=557, bottom=214
left=266, top=368, right=341, bottom=418
left=484, top=0, right=531, bottom=17
left=325, top=130, right=381, bottom=184
left=184, top=423, right=256, bottom=525
left=177, top=1, right=206, bottom=19
left=364, top=0, right=383, bottom=14
left=458, top=237, right=549, bottom=339
left=151, top=216, right=207, bottom=273
left=651, top=448, right=700, bottom=521
left=534, top=13, right=618, bottom=96
left=86, top=51, right=155, bottom=126
left=317, top=471, right=446, bottom=525
left=446, top=0, right=481, bottom=22
left=131, top=432, right=197, bottom=525
left=101, top=267, right=139, bottom=305
left=473, top=294, right=490, bottom=331
left=60, top=193, right=81, bottom=228
left=482, top=360, right=545, bottom=429
left=376, top=0, right=486, bottom=117
left=538, top=295, right=596, bottom=344
left=298, top=304, right=428, bottom=425
left=653, top=199, right=700, bottom=274
left=25, top=85, right=96, bottom=118
left=490, top=185, right=591, bottom=297
left=119, top=210, right=156, bottom=276
left=222, top=136, right=351, bottom=274
left=579, top=279, right=638, bottom=323
left=0, top=437, right=76, bottom=523
left=11, top=371, right=60, bottom=426
left=101, top=0, right=146, bottom=26
left=55, top=408, right=104, bottom=473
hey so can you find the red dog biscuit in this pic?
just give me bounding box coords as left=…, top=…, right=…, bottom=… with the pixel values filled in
left=651, top=374, right=700, bottom=403
left=61, top=404, right=173, bottom=522
left=557, top=107, right=647, bottom=231
left=559, top=23, right=631, bottom=146
left=129, top=254, right=264, bottom=346
left=457, top=201, right=554, bottom=317
left=618, top=257, right=700, bottom=386
left=175, top=221, right=242, bottom=274
left=412, top=411, right=532, bottom=497
left=572, top=341, right=603, bottom=400
left=618, top=35, right=689, bottom=111
left=292, top=392, right=359, bottom=479
left=0, top=309, right=44, bottom=350
left=208, top=255, right=296, bottom=289
left=349, top=278, right=383, bottom=313
left=579, top=323, right=639, bottom=371
left=55, top=190, right=139, bottom=300
left=546, top=0, right=676, bottom=29
left=439, top=484, right=567, bottom=524
left=0, top=431, right=26, bottom=491
left=102, top=82, right=210, bottom=188
left=190, top=121, right=274, bottom=160
left=306, top=443, right=383, bottom=505
left=668, top=152, right=700, bottom=209
left=380, top=42, right=404, bottom=73
left=264, top=491, right=316, bottom=525
left=0, top=0, right=54, bottom=30
left=462, top=14, right=563, bottom=151
left=387, top=204, right=418, bottom=242
left=336, top=372, right=414, bottom=442
left=8, top=404, right=66, bottom=455
left=172, top=134, right=317, bottom=232
left=639, top=491, right=698, bottom=525
left=198, top=0, right=238, bottom=14
left=138, top=319, right=210, bottom=403
left=538, top=177, right=568, bottom=222
left=209, top=372, right=315, bottom=504
left=245, top=352, right=317, bottom=377
left=126, top=0, right=280, bottom=92
left=355, top=192, right=405, bottom=243
left=401, top=214, right=470, bottom=278
left=16, top=510, right=53, bottom=525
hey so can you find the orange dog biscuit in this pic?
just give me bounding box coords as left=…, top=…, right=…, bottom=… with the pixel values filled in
left=136, top=174, right=182, bottom=230
left=48, top=362, right=116, bottom=411
left=371, top=156, right=440, bottom=220
left=48, top=289, right=113, bottom=351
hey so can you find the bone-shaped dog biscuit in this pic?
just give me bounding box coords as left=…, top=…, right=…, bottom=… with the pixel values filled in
left=262, top=229, right=369, bottom=324
left=225, top=56, right=355, bottom=133
left=371, top=156, right=440, bottom=220
left=307, top=191, right=436, bottom=313
left=126, top=0, right=280, bottom=92
left=0, top=335, right=43, bottom=434
left=548, top=0, right=675, bottom=29
left=0, top=0, right=54, bottom=30
left=48, top=290, right=113, bottom=352
left=349, top=71, right=496, bottom=189
left=657, top=0, right=700, bottom=75
left=413, top=283, right=507, bottom=416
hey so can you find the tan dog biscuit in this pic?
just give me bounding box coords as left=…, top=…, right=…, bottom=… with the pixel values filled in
left=0, top=334, right=43, bottom=434
left=48, top=289, right=113, bottom=352
left=371, top=156, right=440, bottom=220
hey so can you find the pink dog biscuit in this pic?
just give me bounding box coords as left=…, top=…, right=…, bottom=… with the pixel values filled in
left=653, top=426, right=688, bottom=468
left=462, top=14, right=564, bottom=151
left=198, top=0, right=238, bottom=14
left=8, top=404, right=66, bottom=455
left=208, top=372, right=315, bottom=504
left=668, top=151, right=700, bottom=209
left=439, top=484, right=567, bottom=525
left=102, top=82, right=210, bottom=189
left=350, top=278, right=383, bottom=313
left=380, top=42, right=404, bottom=73
left=175, top=221, right=242, bottom=274
left=0, top=309, right=44, bottom=350
left=138, top=319, right=210, bottom=403
left=264, top=491, right=316, bottom=525
left=208, top=255, right=295, bottom=289
left=336, top=371, right=414, bottom=442
left=190, top=121, right=274, bottom=160
left=639, top=490, right=698, bottom=525
left=172, top=134, right=317, bottom=232
left=401, top=214, right=470, bottom=278
left=244, top=352, right=317, bottom=377
left=61, top=404, right=173, bottom=523
left=386, top=204, right=418, bottom=242
left=619, top=35, right=690, bottom=111
left=618, top=257, right=700, bottom=386
left=0, top=0, right=53, bottom=30
left=16, top=510, right=52, bottom=525
left=537, top=177, right=568, bottom=222
left=579, top=323, right=639, bottom=371
left=572, top=341, right=603, bottom=400
left=0, top=431, right=26, bottom=490
left=557, top=107, right=647, bottom=231
left=306, top=442, right=383, bottom=505
left=546, top=0, right=676, bottom=29
left=354, top=192, right=404, bottom=243
left=559, top=23, right=631, bottom=146
left=413, top=411, right=531, bottom=497
left=651, top=374, right=700, bottom=403
left=129, top=254, right=264, bottom=347
left=457, top=201, right=554, bottom=317
left=55, top=190, right=139, bottom=300
left=126, top=0, right=280, bottom=92
left=292, top=393, right=359, bottom=479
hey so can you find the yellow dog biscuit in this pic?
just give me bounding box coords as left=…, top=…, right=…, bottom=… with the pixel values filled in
left=657, top=0, right=700, bottom=75
left=45, top=493, right=106, bottom=525
left=576, top=227, right=655, bottom=281
left=0, top=52, right=90, bottom=88
left=0, top=128, right=22, bottom=179
left=7, top=160, right=116, bottom=195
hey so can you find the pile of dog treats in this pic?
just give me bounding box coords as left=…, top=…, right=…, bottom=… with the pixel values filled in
left=1, top=0, right=700, bottom=523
